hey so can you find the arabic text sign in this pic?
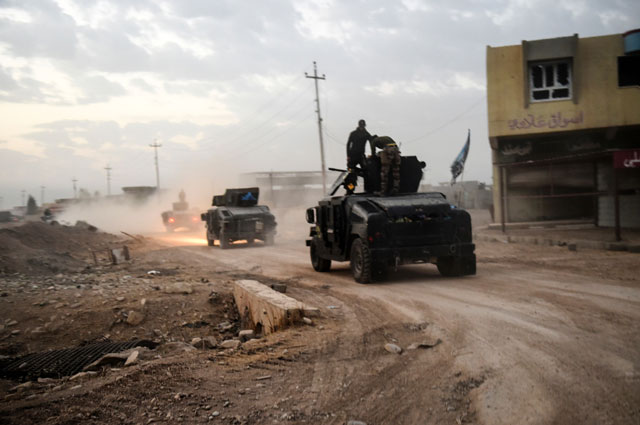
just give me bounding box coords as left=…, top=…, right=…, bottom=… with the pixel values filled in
left=508, top=111, right=584, bottom=131
left=614, top=149, right=640, bottom=169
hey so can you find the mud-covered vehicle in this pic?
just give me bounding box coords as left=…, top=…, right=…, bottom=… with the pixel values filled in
left=201, top=187, right=277, bottom=249
left=161, top=190, right=201, bottom=232
left=305, top=156, right=476, bottom=283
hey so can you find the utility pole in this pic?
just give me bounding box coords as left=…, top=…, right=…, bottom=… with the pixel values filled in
left=104, top=164, right=112, bottom=196
left=21, top=190, right=25, bottom=206
left=40, top=186, right=45, bottom=206
left=72, top=177, right=78, bottom=199
left=149, top=140, right=162, bottom=190
left=305, top=61, right=327, bottom=194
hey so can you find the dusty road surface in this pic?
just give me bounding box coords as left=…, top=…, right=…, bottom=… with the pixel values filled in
left=1, top=218, right=639, bottom=424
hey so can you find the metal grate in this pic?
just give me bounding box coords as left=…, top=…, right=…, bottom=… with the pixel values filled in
left=0, top=339, right=157, bottom=381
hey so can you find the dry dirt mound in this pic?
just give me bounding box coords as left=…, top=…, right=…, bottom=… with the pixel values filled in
left=0, top=222, right=123, bottom=275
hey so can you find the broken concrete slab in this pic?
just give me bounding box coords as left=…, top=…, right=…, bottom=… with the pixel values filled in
left=233, top=279, right=312, bottom=335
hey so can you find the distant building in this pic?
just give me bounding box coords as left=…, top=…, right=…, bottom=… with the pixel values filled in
left=240, top=171, right=342, bottom=208
left=420, top=181, right=493, bottom=211
left=486, top=30, right=640, bottom=234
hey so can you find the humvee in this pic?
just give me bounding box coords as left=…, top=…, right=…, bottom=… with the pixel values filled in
left=305, top=156, right=476, bottom=283
left=161, top=190, right=201, bottom=232
left=201, top=187, right=277, bottom=249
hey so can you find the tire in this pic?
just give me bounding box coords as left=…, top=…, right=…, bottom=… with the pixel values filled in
left=219, top=230, right=231, bottom=249
left=310, top=238, right=331, bottom=272
left=207, top=235, right=214, bottom=246
left=246, top=237, right=255, bottom=245
left=437, top=255, right=476, bottom=277
left=437, top=257, right=462, bottom=277
left=350, top=238, right=373, bottom=283
left=264, top=233, right=275, bottom=246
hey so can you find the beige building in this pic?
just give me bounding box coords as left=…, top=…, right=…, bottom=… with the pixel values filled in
left=486, top=30, right=640, bottom=236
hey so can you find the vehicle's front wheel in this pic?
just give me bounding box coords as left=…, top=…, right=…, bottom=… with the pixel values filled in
left=310, top=238, right=331, bottom=272
left=219, top=230, right=231, bottom=249
left=264, top=233, right=275, bottom=246
left=350, top=238, right=372, bottom=283
left=207, top=236, right=214, bottom=246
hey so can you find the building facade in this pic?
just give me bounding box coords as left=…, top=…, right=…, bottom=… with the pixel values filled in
left=486, top=30, right=640, bottom=234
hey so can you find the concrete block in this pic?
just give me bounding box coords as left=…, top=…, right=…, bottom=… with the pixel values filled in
left=233, top=280, right=310, bottom=335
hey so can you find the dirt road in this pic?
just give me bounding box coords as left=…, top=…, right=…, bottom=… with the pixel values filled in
left=154, top=230, right=640, bottom=425
left=1, top=221, right=639, bottom=424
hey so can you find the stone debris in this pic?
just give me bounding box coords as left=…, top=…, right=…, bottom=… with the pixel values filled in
left=126, top=310, right=145, bottom=326
left=219, top=339, right=241, bottom=349
left=202, top=336, right=218, bottom=349
left=303, top=317, right=313, bottom=325
left=384, top=343, right=403, bottom=355
left=124, top=350, right=139, bottom=366
left=164, top=282, right=193, bottom=294
left=238, top=329, right=255, bottom=341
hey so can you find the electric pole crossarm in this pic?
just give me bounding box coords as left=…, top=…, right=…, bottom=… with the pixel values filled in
left=305, top=61, right=327, bottom=194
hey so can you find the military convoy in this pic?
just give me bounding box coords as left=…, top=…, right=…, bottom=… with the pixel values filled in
left=201, top=187, right=277, bottom=249
left=305, top=155, right=476, bottom=283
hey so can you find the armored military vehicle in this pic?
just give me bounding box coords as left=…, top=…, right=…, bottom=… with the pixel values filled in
left=305, top=155, right=476, bottom=283
left=161, top=190, right=201, bottom=232
left=201, top=187, right=277, bottom=249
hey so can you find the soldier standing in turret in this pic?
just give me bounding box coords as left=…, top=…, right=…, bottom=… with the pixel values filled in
left=370, top=136, right=401, bottom=195
left=345, top=119, right=374, bottom=194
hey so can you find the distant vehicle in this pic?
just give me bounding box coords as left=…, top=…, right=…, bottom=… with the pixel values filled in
left=305, top=155, right=476, bottom=283
left=0, top=211, right=19, bottom=223
left=201, top=187, right=277, bottom=249
left=161, top=190, right=201, bottom=232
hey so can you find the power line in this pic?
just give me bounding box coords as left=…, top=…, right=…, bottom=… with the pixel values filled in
left=305, top=61, right=327, bottom=193
left=403, top=95, right=485, bottom=145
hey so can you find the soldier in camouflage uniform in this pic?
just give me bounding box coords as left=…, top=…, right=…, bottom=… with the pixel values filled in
left=370, top=136, right=401, bottom=195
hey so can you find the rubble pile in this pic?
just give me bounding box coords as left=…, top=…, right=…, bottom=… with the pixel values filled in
left=0, top=222, right=121, bottom=275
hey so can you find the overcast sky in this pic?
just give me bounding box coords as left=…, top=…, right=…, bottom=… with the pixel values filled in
left=0, top=0, right=638, bottom=208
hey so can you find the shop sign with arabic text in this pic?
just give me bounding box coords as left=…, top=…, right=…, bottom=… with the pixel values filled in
left=508, top=111, right=584, bottom=131
left=614, top=149, right=640, bottom=169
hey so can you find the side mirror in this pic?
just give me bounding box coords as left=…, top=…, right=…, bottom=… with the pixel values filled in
left=305, top=208, right=315, bottom=224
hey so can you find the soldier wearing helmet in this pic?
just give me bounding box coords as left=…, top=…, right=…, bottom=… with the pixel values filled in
left=345, top=119, right=374, bottom=194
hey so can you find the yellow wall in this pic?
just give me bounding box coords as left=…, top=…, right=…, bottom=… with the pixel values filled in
left=487, top=34, right=640, bottom=138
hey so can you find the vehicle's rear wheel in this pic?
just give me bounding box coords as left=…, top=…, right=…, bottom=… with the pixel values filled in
left=310, top=238, right=331, bottom=272
left=246, top=237, right=255, bottom=245
left=437, top=254, right=476, bottom=277
left=350, top=238, right=372, bottom=283
left=207, top=235, right=214, bottom=246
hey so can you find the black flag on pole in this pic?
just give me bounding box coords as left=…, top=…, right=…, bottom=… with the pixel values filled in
left=451, top=129, right=470, bottom=184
